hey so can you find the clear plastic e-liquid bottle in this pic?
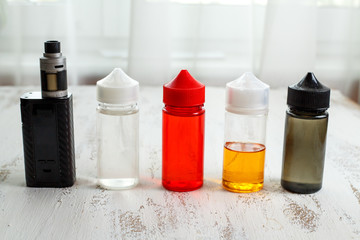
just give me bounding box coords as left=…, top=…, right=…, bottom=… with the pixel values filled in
left=162, top=70, right=205, bottom=192
left=96, top=68, right=139, bottom=190
left=281, top=72, right=330, bottom=194
left=222, top=72, right=269, bottom=193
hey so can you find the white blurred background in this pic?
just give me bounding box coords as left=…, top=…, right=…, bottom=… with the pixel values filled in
left=0, top=0, right=359, bottom=101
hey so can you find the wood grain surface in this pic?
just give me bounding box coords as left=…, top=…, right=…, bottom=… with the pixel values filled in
left=0, top=86, right=359, bottom=239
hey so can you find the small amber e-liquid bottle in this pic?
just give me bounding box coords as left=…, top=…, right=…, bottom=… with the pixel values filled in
left=281, top=72, right=330, bottom=194
left=222, top=72, right=269, bottom=193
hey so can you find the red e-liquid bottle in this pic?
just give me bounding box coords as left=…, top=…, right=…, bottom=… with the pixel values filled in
left=162, top=70, right=205, bottom=192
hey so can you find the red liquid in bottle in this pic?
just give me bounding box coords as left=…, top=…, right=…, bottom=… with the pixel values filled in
left=162, top=70, right=205, bottom=192
left=162, top=105, right=205, bottom=191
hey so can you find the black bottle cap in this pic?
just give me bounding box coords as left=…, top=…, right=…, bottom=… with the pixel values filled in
left=287, top=72, right=330, bottom=111
left=44, top=40, right=61, bottom=53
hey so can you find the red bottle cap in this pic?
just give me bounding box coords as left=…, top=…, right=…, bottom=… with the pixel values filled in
left=163, top=70, right=205, bottom=107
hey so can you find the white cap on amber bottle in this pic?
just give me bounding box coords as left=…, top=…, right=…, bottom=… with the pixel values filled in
left=225, top=72, right=269, bottom=115
left=96, top=68, right=139, bottom=104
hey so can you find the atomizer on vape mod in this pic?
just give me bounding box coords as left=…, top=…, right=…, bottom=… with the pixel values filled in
left=20, top=40, right=76, bottom=187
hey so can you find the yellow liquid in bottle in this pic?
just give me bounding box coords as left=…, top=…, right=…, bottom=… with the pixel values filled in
left=222, top=142, right=265, bottom=193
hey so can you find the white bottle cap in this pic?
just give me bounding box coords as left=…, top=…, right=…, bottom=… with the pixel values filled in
left=96, top=68, right=139, bottom=104
left=226, top=72, right=269, bottom=114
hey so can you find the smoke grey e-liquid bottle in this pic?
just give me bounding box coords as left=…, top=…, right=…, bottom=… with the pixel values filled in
left=20, top=41, right=76, bottom=187
left=281, top=72, right=330, bottom=194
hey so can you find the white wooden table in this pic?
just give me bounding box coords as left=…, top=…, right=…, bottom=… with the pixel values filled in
left=0, top=86, right=360, bottom=239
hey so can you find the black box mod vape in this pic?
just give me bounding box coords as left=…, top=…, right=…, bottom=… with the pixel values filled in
left=20, top=41, right=75, bottom=187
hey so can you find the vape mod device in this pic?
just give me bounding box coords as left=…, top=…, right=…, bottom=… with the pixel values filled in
left=20, top=40, right=76, bottom=187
